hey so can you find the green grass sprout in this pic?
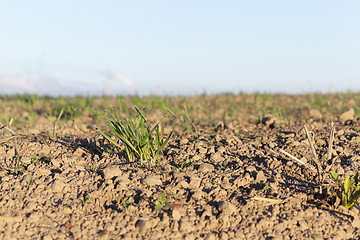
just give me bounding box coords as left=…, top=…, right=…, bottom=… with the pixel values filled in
left=166, top=101, right=198, bottom=139
left=90, top=96, right=175, bottom=164
left=46, top=107, right=64, bottom=139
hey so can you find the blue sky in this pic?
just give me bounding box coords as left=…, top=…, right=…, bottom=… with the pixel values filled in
left=0, top=1, right=359, bottom=96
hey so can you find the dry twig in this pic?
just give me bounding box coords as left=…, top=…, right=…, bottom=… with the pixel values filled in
left=279, top=148, right=317, bottom=173
left=303, top=124, right=324, bottom=184
left=326, top=121, right=335, bottom=162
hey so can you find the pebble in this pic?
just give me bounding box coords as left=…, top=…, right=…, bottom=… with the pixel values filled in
left=339, top=108, right=354, bottom=124
left=43, top=235, right=53, bottom=240
left=211, top=152, right=222, bottom=162
left=6, top=149, right=15, bottom=158
left=135, top=219, right=148, bottom=234
left=73, top=148, right=86, bottom=157
left=246, top=165, right=256, bottom=173
left=51, top=180, right=65, bottom=192
left=337, top=129, right=344, bottom=136
left=176, top=180, right=189, bottom=188
left=198, top=163, right=214, bottom=172
left=352, top=218, right=360, bottom=228
left=141, top=177, right=162, bottom=186
left=189, top=176, right=201, bottom=188
left=255, top=170, right=267, bottom=182
left=63, top=207, right=72, bottom=215
left=261, top=114, right=277, bottom=127
left=309, top=109, right=322, bottom=120
left=51, top=158, right=61, bottom=168
left=218, top=201, right=237, bottom=216
left=38, top=168, right=52, bottom=176
left=172, top=209, right=182, bottom=220
left=103, top=166, right=122, bottom=180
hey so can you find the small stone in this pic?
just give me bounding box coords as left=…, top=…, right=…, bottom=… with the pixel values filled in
left=215, top=121, right=225, bottom=132
left=172, top=209, right=181, bottom=220
left=51, top=158, right=61, bottom=168
left=6, top=149, right=15, bottom=158
left=339, top=108, right=354, bottom=124
left=297, top=220, right=309, bottom=231
left=38, top=168, right=52, bottom=176
left=21, top=156, right=32, bottom=165
left=233, top=177, right=247, bottom=187
left=135, top=219, right=148, bottom=234
left=103, top=166, right=122, bottom=180
left=309, top=109, right=322, bottom=120
left=255, top=170, right=267, bottom=183
left=63, top=207, right=72, bottom=215
left=141, top=177, right=162, bottom=186
left=176, top=180, right=189, bottom=188
left=211, top=152, right=222, bottom=162
left=246, top=165, right=256, bottom=173
left=218, top=201, right=237, bottom=216
left=189, top=176, right=201, bottom=188
left=261, top=114, right=277, bottom=127
left=337, top=129, right=344, bottom=136
left=198, top=163, right=215, bottom=172
left=43, top=235, right=53, bottom=240
left=191, top=190, right=204, bottom=200
left=73, top=148, right=86, bottom=157
left=352, top=218, right=360, bottom=228
left=51, top=180, right=65, bottom=192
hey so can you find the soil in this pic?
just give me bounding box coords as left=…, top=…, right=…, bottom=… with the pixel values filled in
left=1, top=93, right=360, bottom=239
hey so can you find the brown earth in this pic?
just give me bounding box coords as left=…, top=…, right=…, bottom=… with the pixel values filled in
left=1, top=93, right=360, bottom=239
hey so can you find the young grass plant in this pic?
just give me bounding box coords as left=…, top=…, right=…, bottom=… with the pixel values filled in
left=90, top=96, right=175, bottom=164
left=46, top=108, right=64, bottom=139
left=166, top=101, right=198, bottom=140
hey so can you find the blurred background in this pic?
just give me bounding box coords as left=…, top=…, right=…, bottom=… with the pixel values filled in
left=0, top=0, right=359, bottom=96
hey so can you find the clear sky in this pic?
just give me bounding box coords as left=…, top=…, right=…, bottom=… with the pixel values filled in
left=1, top=1, right=359, bottom=96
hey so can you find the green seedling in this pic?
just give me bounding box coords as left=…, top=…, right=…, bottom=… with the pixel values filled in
left=27, top=98, right=36, bottom=126
left=166, top=101, right=198, bottom=140
left=122, top=199, right=131, bottom=209
left=46, top=107, right=64, bottom=139
left=81, top=195, right=94, bottom=204
left=91, top=96, right=175, bottom=164
left=174, top=159, right=192, bottom=169
left=328, top=171, right=360, bottom=209
left=155, top=193, right=171, bottom=211
left=263, top=185, right=271, bottom=196
left=120, top=194, right=132, bottom=209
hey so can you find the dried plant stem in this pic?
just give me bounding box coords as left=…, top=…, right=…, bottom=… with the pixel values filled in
left=279, top=149, right=316, bottom=173
left=0, top=119, right=19, bottom=157
left=253, top=196, right=282, bottom=204
left=304, top=125, right=322, bottom=182
left=326, top=121, right=335, bottom=162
